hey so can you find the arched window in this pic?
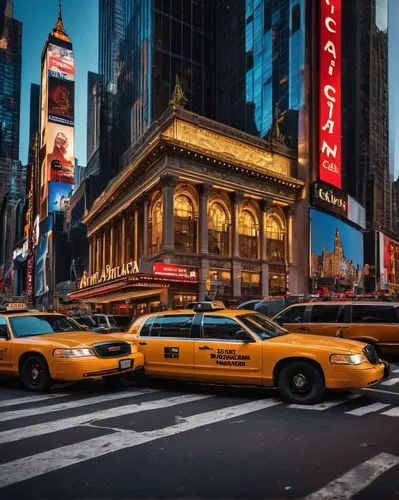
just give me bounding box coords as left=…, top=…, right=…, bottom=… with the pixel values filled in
left=208, top=202, right=230, bottom=256
left=239, top=209, right=258, bottom=258
left=174, top=195, right=196, bottom=252
left=149, top=196, right=162, bottom=255
left=266, top=214, right=285, bottom=261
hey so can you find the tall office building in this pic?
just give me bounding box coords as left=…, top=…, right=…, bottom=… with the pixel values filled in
left=28, top=83, right=40, bottom=154
left=0, top=0, right=21, bottom=161
left=215, top=0, right=305, bottom=146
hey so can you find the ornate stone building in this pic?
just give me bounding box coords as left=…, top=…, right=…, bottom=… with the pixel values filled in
left=69, top=104, right=305, bottom=315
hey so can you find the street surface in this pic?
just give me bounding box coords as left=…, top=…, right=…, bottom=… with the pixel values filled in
left=0, top=364, right=398, bottom=499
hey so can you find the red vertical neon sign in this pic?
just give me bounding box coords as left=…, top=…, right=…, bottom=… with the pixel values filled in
left=319, top=0, right=341, bottom=188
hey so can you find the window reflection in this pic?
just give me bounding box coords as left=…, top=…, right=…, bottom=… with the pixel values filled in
left=208, top=202, right=230, bottom=256
left=266, top=215, right=285, bottom=261
left=174, top=195, right=196, bottom=253
left=239, top=209, right=258, bottom=259
left=149, top=196, right=162, bottom=255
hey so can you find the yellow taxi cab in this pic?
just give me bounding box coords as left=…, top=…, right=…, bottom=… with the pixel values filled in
left=125, top=301, right=389, bottom=404
left=0, top=303, right=144, bottom=391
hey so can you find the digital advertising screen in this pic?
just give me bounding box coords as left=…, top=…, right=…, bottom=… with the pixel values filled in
left=46, top=122, right=74, bottom=184
left=47, top=43, right=74, bottom=81
left=34, top=233, right=49, bottom=297
left=383, top=235, right=399, bottom=287
left=48, top=77, right=74, bottom=126
left=310, top=208, right=363, bottom=287
left=48, top=181, right=73, bottom=214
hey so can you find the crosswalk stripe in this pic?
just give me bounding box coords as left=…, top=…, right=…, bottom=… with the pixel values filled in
left=362, top=387, right=399, bottom=397
left=0, top=392, right=73, bottom=408
left=0, top=393, right=213, bottom=445
left=288, top=394, right=361, bottom=411
left=0, top=398, right=281, bottom=489
left=381, top=406, right=399, bottom=417
left=345, top=402, right=391, bottom=416
left=381, top=377, right=399, bottom=386
left=304, top=452, right=399, bottom=499
left=0, top=388, right=159, bottom=423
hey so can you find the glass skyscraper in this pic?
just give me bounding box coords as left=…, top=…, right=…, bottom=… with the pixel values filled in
left=0, top=0, right=21, bottom=160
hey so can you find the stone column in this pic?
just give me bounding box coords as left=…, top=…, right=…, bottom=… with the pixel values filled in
left=134, top=206, right=139, bottom=262
left=232, top=191, right=244, bottom=258
left=161, top=174, right=177, bottom=252
left=199, top=183, right=211, bottom=255
left=88, top=236, right=93, bottom=274
left=102, top=229, right=106, bottom=269
left=110, top=223, right=114, bottom=267
left=121, top=213, right=126, bottom=265
left=142, top=194, right=149, bottom=258
left=96, top=233, right=101, bottom=273
left=261, top=262, right=269, bottom=296
left=260, top=199, right=271, bottom=261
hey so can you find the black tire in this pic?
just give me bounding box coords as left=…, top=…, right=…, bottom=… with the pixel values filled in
left=278, top=360, right=325, bottom=404
left=21, top=355, right=52, bottom=392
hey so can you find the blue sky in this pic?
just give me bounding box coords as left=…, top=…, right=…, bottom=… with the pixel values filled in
left=310, top=209, right=364, bottom=267
left=14, top=0, right=98, bottom=166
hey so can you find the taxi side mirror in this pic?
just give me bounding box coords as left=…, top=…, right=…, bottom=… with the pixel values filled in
left=235, top=329, right=254, bottom=342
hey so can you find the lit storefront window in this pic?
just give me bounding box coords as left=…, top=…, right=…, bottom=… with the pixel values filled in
left=173, top=294, right=197, bottom=309
left=209, top=268, right=232, bottom=297
left=239, top=209, right=258, bottom=259
left=149, top=196, right=162, bottom=255
left=241, top=271, right=261, bottom=297
left=208, top=202, right=230, bottom=256
left=174, top=195, right=196, bottom=252
left=266, top=214, right=286, bottom=261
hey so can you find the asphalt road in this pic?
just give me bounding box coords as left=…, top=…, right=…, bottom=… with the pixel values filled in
left=0, top=364, right=398, bottom=499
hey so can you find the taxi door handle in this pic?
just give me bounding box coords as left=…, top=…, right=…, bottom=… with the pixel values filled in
left=198, top=345, right=213, bottom=350
left=139, top=341, right=147, bottom=345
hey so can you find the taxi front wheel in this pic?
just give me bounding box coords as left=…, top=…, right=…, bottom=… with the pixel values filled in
left=277, top=361, right=325, bottom=405
left=21, top=355, right=52, bottom=392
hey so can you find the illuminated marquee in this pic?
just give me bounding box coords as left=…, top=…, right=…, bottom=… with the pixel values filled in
left=79, top=261, right=139, bottom=289
left=319, top=0, right=341, bottom=188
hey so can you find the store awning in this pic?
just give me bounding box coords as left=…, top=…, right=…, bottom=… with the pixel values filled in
left=79, top=288, right=165, bottom=304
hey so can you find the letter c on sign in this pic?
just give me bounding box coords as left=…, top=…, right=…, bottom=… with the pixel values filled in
left=324, top=85, right=336, bottom=102
left=325, top=17, right=337, bottom=33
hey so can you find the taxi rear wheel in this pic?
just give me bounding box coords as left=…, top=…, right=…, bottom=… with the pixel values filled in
left=20, top=355, right=52, bottom=392
left=278, top=361, right=325, bottom=404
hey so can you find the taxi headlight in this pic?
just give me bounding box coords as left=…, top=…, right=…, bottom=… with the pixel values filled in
left=330, top=353, right=366, bottom=365
left=53, top=348, right=94, bottom=358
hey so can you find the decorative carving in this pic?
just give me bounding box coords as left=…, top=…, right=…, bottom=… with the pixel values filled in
left=169, top=75, right=188, bottom=109
left=162, top=120, right=290, bottom=176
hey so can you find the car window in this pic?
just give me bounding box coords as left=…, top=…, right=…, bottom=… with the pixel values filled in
left=275, top=305, right=306, bottom=324
left=202, top=316, right=243, bottom=340
left=107, top=316, right=118, bottom=326
left=140, top=315, right=193, bottom=338
left=351, top=305, right=399, bottom=324
left=9, top=315, right=83, bottom=337
left=309, top=305, right=341, bottom=323
left=113, top=316, right=131, bottom=327
left=96, top=316, right=107, bottom=326
left=0, top=317, right=8, bottom=337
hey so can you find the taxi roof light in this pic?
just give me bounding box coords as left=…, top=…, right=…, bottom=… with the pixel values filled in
left=193, top=301, right=226, bottom=312
left=0, top=302, right=28, bottom=313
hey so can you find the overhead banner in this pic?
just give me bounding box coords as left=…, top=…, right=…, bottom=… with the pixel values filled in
left=46, top=122, right=74, bottom=184
left=48, top=77, right=74, bottom=126
left=48, top=43, right=74, bottom=81
left=319, top=0, right=342, bottom=188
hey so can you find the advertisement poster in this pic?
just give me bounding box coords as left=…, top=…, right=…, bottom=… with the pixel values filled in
left=383, top=236, right=399, bottom=288
left=153, top=263, right=197, bottom=280
left=46, top=122, right=74, bottom=184
left=48, top=43, right=74, bottom=81
left=48, top=77, right=74, bottom=126
left=48, top=181, right=73, bottom=214
left=319, top=0, right=342, bottom=188
left=34, top=234, right=49, bottom=297
left=311, top=209, right=363, bottom=289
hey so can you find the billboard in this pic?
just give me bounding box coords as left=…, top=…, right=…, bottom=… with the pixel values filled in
left=48, top=181, right=73, bottom=214
left=34, top=233, right=49, bottom=297
left=382, top=235, right=399, bottom=289
left=47, top=43, right=74, bottom=81
left=319, top=0, right=342, bottom=188
left=311, top=209, right=363, bottom=288
left=46, top=122, right=74, bottom=184
left=311, top=181, right=347, bottom=218
left=48, top=77, right=74, bottom=126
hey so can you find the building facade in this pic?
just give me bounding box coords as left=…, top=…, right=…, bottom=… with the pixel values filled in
left=69, top=106, right=305, bottom=314
left=0, top=0, right=21, bottom=162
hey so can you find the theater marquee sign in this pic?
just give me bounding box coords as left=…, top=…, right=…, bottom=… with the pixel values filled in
left=311, top=181, right=347, bottom=218
left=79, top=261, right=139, bottom=289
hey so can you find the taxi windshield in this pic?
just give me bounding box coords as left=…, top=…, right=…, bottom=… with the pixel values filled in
left=238, top=313, right=289, bottom=340
left=9, top=315, right=84, bottom=338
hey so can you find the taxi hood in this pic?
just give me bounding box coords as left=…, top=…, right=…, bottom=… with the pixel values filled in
left=270, top=333, right=366, bottom=353
left=15, top=332, right=131, bottom=349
